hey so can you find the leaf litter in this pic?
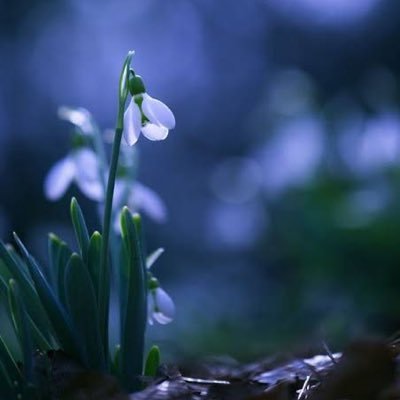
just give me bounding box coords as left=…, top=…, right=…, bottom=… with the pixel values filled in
left=36, top=337, right=400, bottom=399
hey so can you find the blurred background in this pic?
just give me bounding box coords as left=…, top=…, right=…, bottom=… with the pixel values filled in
left=1, top=0, right=400, bottom=362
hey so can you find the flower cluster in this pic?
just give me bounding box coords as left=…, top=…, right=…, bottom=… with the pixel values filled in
left=43, top=70, right=176, bottom=327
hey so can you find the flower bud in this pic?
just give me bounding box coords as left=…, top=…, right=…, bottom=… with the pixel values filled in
left=129, top=75, right=146, bottom=96
left=70, top=132, right=88, bottom=149
left=148, top=277, right=159, bottom=290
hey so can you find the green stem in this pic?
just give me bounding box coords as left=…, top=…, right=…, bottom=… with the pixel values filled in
left=99, top=109, right=124, bottom=363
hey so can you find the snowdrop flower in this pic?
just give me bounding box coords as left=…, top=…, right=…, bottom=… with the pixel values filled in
left=146, top=251, right=174, bottom=325
left=123, top=75, right=175, bottom=146
left=58, top=106, right=95, bottom=136
left=113, top=179, right=167, bottom=231
left=148, top=284, right=175, bottom=325
left=44, top=148, right=103, bottom=201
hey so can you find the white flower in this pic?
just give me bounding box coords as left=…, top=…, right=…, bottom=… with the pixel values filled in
left=113, top=179, right=167, bottom=230
left=123, top=93, right=175, bottom=146
left=148, top=287, right=175, bottom=325
left=44, top=148, right=103, bottom=201
left=58, top=106, right=94, bottom=135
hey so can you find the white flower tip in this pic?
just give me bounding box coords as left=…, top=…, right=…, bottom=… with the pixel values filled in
left=153, top=312, right=174, bottom=325
left=141, top=123, right=169, bottom=141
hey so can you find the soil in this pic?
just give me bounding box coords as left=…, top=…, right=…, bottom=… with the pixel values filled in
left=47, top=337, right=400, bottom=399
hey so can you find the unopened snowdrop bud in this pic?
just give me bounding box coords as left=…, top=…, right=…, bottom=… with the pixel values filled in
left=129, top=74, right=146, bottom=96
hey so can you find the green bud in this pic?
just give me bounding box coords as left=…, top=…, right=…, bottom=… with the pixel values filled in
left=129, top=75, right=146, bottom=96
left=148, top=277, right=159, bottom=290
left=70, top=132, right=88, bottom=149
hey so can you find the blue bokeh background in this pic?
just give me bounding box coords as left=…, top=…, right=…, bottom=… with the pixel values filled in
left=2, top=0, right=400, bottom=361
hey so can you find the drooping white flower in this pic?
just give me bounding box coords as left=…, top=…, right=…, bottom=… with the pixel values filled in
left=123, top=77, right=175, bottom=146
left=148, top=287, right=175, bottom=325
left=113, top=179, right=167, bottom=231
left=58, top=106, right=95, bottom=136
left=44, top=148, right=103, bottom=201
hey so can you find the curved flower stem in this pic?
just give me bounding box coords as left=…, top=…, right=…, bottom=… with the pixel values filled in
left=98, top=108, right=124, bottom=363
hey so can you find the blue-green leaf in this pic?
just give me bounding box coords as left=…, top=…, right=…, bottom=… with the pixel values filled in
left=120, top=208, right=147, bottom=391
left=88, top=231, right=102, bottom=303
left=48, top=233, right=72, bottom=307
left=0, top=360, right=15, bottom=399
left=0, top=242, right=52, bottom=342
left=70, top=197, right=90, bottom=262
left=12, top=233, right=82, bottom=362
left=144, top=345, right=160, bottom=377
left=0, top=334, right=22, bottom=383
left=65, top=253, right=105, bottom=370
left=8, top=279, right=33, bottom=382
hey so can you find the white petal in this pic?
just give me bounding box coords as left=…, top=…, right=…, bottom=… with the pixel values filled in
left=44, top=156, right=76, bottom=200
left=123, top=99, right=142, bottom=146
left=146, top=248, right=165, bottom=270
left=130, top=182, right=167, bottom=222
left=147, top=294, right=155, bottom=325
left=78, top=179, right=104, bottom=201
left=141, top=123, right=169, bottom=141
left=153, top=287, right=174, bottom=324
left=58, top=106, right=94, bottom=135
left=73, top=149, right=104, bottom=201
left=142, top=94, right=175, bottom=129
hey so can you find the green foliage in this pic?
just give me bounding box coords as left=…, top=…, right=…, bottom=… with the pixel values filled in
left=144, top=345, right=160, bottom=377
left=64, top=253, right=105, bottom=370
left=120, top=208, right=147, bottom=391
left=70, top=197, right=90, bottom=262
left=0, top=199, right=155, bottom=397
left=0, top=52, right=170, bottom=397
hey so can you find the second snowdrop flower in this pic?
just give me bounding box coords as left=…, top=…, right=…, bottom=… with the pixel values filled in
left=44, top=148, right=103, bottom=201
left=123, top=74, right=175, bottom=146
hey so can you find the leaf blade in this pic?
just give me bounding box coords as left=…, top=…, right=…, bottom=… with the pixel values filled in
left=65, top=253, right=105, bottom=370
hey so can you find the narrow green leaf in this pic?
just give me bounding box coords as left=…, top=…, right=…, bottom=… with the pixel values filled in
left=65, top=253, right=105, bottom=370
left=0, top=360, right=15, bottom=399
left=57, top=240, right=73, bottom=308
left=0, top=242, right=53, bottom=342
left=111, top=344, right=121, bottom=376
left=88, top=231, right=102, bottom=303
left=144, top=345, right=160, bottom=377
left=28, top=315, right=52, bottom=351
left=48, top=233, right=62, bottom=291
left=146, top=248, right=164, bottom=270
left=120, top=208, right=147, bottom=391
left=12, top=233, right=82, bottom=362
left=0, top=335, right=22, bottom=382
left=8, top=279, right=33, bottom=382
left=0, top=275, right=8, bottom=301
left=70, top=197, right=90, bottom=262
left=48, top=233, right=72, bottom=307
left=7, top=244, right=31, bottom=281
